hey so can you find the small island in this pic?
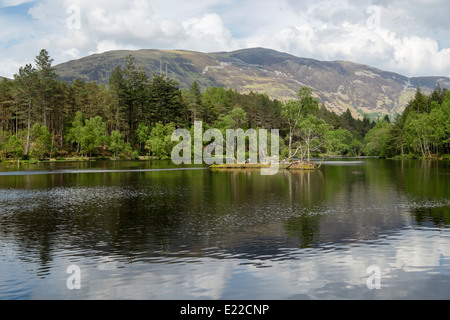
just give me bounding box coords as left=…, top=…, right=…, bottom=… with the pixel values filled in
left=210, top=160, right=320, bottom=171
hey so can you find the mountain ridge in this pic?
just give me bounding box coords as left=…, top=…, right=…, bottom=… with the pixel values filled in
left=54, top=47, right=450, bottom=118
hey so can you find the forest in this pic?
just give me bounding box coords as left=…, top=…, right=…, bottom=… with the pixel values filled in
left=0, top=49, right=449, bottom=162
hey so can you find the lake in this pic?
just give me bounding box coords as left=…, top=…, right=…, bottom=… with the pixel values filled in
left=0, top=159, right=449, bottom=300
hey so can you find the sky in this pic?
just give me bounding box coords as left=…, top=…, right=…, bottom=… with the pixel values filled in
left=1, top=0, right=450, bottom=79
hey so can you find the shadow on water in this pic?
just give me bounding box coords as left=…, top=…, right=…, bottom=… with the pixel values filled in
left=1, top=160, right=448, bottom=259
left=0, top=159, right=449, bottom=299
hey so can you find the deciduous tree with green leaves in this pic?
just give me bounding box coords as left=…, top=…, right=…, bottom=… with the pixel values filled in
left=145, top=122, right=177, bottom=159
left=30, top=123, right=51, bottom=160
left=282, top=87, right=319, bottom=160
left=109, top=130, right=126, bottom=159
left=5, top=135, right=24, bottom=160
left=134, top=123, right=150, bottom=154
left=68, top=111, right=85, bottom=155
left=296, top=115, right=333, bottom=162
left=81, top=116, right=107, bottom=157
left=364, top=120, right=394, bottom=158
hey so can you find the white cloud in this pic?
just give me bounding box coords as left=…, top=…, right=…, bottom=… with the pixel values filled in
left=1, top=0, right=450, bottom=78
left=181, top=13, right=242, bottom=52
left=246, top=1, right=450, bottom=77
left=0, top=0, right=34, bottom=7
left=0, top=58, right=23, bottom=79
left=380, top=32, right=450, bottom=76
left=93, top=40, right=138, bottom=55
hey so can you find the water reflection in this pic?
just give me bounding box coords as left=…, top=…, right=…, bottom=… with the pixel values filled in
left=0, top=159, right=449, bottom=299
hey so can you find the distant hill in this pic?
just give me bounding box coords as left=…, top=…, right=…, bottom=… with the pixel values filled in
left=55, top=48, right=450, bottom=119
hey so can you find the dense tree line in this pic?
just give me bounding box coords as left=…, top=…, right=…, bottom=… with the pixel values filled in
left=0, top=50, right=448, bottom=161
left=364, top=86, right=450, bottom=159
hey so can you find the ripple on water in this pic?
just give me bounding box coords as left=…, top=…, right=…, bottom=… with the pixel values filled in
left=0, top=160, right=449, bottom=299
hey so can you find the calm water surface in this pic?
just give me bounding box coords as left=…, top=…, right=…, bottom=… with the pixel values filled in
left=0, top=159, right=449, bottom=300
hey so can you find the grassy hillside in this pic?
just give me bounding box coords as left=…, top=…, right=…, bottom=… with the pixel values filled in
left=55, top=48, right=450, bottom=118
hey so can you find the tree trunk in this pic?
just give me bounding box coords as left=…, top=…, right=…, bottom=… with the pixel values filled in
left=288, top=129, right=293, bottom=160
left=43, top=95, right=47, bottom=128
left=50, top=132, right=54, bottom=159
left=26, top=101, right=31, bottom=155
left=401, top=141, right=404, bottom=157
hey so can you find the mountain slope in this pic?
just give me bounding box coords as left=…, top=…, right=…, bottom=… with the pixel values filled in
left=55, top=48, right=450, bottom=118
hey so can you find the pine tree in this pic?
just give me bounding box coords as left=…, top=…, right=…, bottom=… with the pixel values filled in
left=12, top=64, right=39, bottom=155
left=108, top=56, right=149, bottom=142
left=34, top=49, right=57, bottom=128
left=0, top=79, right=14, bottom=133
left=147, top=75, right=183, bottom=127
left=186, top=81, right=204, bottom=122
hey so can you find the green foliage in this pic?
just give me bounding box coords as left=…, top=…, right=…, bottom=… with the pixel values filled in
left=1, top=49, right=448, bottom=162
left=5, top=135, right=24, bottom=159
left=296, top=115, right=333, bottom=161
left=229, top=108, right=248, bottom=129
left=185, top=81, right=204, bottom=122
left=404, top=113, right=431, bottom=157
left=213, top=107, right=248, bottom=132
left=109, top=130, right=126, bottom=158
left=68, top=111, right=85, bottom=155
left=148, top=75, right=184, bottom=127
left=145, top=122, right=177, bottom=159
left=409, top=88, right=429, bottom=113
left=67, top=112, right=107, bottom=157
left=282, top=87, right=319, bottom=123
left=360, top=87, right=450, bottom=159
left=81, top=116, right=107, bottom=156
left=403, top=99, right=450, bottom=158
left=349, top=139, right=364, bottom=157
left=30, top=123, right=51, bottom=160
left=282, top=87, right=320, bottom=160
left=134, top=123, right=150, bottom=153
left=430, top=98, right=450, bottom=146
left=109, top=55, right=149, bottom=140
left=0, top=129, right=10, bottom=159
left=364, top=120, right=394, bottom=158
left=326, top=128, right=353, bottom=156
left=394, top=88, right=450, bottom=158
left=201, top=86, right=231, bottom=122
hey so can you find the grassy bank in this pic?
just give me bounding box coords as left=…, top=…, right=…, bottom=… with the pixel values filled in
left=1, top=155, right=160, bottom=165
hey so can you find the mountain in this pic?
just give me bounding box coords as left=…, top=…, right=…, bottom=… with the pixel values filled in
left=55, top=48, right=450, bottom=118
